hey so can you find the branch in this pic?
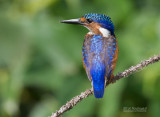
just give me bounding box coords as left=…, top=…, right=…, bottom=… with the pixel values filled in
left=51, top=54, right=160, bottom=117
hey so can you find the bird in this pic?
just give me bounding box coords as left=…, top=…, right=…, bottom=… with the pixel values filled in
left=61, top=13, right=118, bottom=98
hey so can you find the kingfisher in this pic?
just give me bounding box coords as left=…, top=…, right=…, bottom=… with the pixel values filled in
left=61, top=13, right=118, bottom=98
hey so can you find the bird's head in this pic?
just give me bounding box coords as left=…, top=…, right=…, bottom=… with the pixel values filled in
left=61, top=13, right=114, bottom=36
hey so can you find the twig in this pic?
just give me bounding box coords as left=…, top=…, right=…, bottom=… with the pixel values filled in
left=51, top=54, right=160, bottom=117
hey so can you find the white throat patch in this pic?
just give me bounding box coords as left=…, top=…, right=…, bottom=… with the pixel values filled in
left=99, top=27, right=110, bottom=37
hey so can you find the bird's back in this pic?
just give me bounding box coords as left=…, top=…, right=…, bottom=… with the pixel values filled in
left=82, top=34, right=118, bottom=98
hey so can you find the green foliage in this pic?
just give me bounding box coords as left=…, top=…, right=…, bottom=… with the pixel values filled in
left=0, top=0, right=160, bottom=117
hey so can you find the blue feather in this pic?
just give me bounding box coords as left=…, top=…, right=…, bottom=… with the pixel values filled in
left=90, top=61, right=105, bottom=98
left=90, top=35, right=105, bottom=98
left=83, top=13, right=114, bottom=35
left=82, top=34, right=117, bottom=98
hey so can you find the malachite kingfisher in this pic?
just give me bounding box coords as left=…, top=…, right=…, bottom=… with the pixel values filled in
left=61, top=13, right=118, bottom=98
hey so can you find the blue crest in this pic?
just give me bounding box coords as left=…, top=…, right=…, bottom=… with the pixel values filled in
left=83, top=13, right=114, bottom=35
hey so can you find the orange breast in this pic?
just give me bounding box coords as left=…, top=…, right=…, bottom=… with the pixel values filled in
left=82, top=52, right=87, bottom=70
left=111, top=40, right=119, bottom=74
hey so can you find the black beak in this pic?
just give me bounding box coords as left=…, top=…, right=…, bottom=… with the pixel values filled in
left=60, top=18, right=83, bottom=25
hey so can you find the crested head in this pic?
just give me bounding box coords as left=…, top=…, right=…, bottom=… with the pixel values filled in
left=82, top=13, right=114, bottom=35
left=61, top=13, right=115, bottom=36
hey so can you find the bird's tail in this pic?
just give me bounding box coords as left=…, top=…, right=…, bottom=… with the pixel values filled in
left=90, top=62, right=105, bottom=98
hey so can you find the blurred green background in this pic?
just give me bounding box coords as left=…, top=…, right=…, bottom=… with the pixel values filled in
left=0, top=0, right=160, bottom=117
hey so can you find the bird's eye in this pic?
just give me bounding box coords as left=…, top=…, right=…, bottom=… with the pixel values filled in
left=87, top=18, right=93, bottom=23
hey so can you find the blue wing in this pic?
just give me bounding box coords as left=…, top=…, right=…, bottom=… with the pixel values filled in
left=82, top=34, right=117, bottom=98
